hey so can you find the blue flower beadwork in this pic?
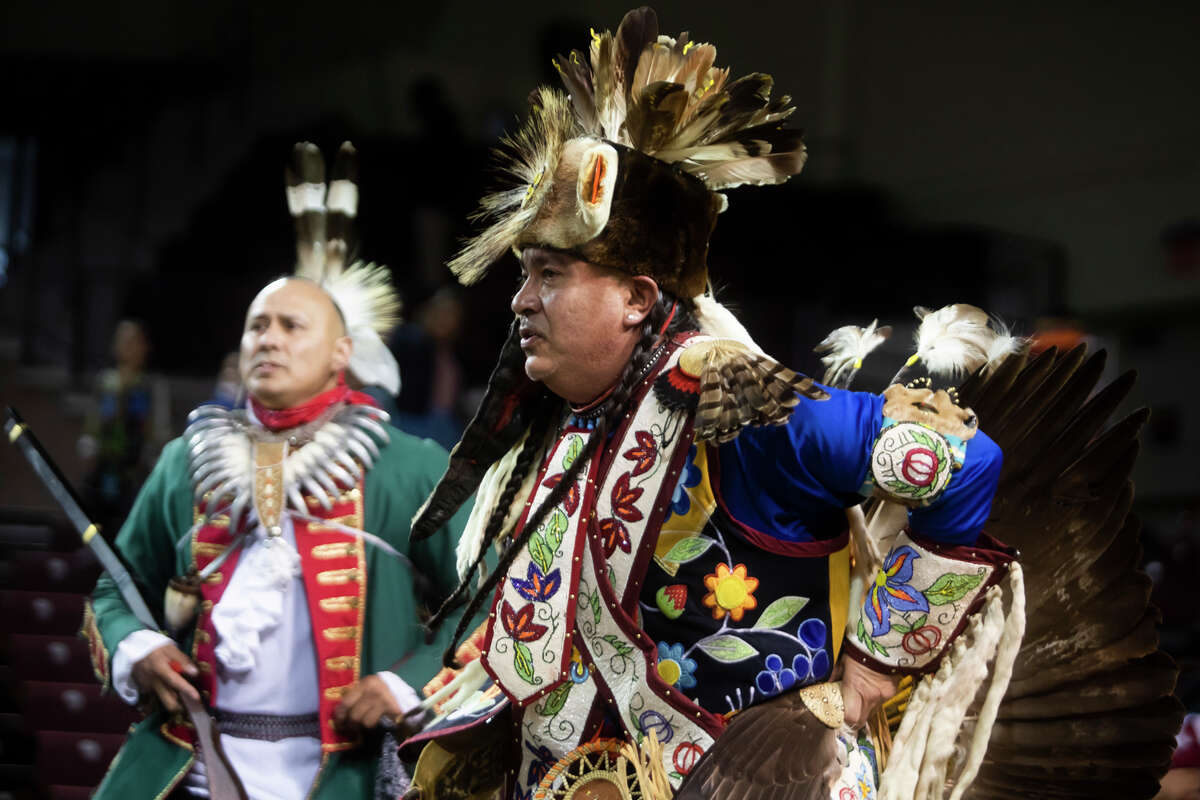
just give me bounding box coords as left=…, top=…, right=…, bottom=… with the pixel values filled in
left=668, top=445, right=702, bottom=518
left=754, top=618, right=831, bottom=696
left=656, top=641, right=698, bottom=690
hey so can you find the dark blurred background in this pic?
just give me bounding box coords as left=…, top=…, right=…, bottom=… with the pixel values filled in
left=0, top=0, right=1197, bottom=796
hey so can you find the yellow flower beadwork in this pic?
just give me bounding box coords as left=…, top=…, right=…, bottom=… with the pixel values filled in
left=702, top=563, right=759, bottom=621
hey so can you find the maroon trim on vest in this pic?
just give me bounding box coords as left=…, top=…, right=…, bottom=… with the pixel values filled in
left=906, top=528, right=1016, bottom=566
left=706, top=444, right=851, bottom=558
left=580, top=513, right=728, bottom=741
left=397, top=695, right=511, bottom=758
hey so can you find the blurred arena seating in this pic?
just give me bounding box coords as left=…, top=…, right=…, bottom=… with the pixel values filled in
left=0, top=509, right=140, bottom=799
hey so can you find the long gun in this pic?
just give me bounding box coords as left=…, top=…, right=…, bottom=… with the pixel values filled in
left=5, top=407, right=247, bottom=800
left=5, top=407, right=159, bottom=628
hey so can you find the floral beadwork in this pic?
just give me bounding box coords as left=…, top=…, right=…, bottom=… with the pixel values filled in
left=511, top=562, right=563, bottom=604
left=656, top=642, right=698, bottom=690
left=668, top=444, right=702, bottom=517
left=864, top=545, right=929, bottom=637
left=866, top=422, right=954, bottom=506
left=850, top=532, right=996, bottom=671
left=753, top=616, right=831, bottom=697
left=702, top=563, right=759, bottom=621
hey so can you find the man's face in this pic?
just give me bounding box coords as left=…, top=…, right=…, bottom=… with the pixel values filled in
left=239, top=279, right=352, bottom=410
left=511, top=249, right=646, bottom=404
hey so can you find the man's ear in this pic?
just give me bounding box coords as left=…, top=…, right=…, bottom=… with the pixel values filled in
left=331, top=336, right=353, bottom=373
left=624, top=275, right=660, bottom=328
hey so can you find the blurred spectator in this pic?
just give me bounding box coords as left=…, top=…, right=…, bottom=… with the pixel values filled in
left=77, top=319, right=170, bottom=536
left=390, top=287, right=465, bottom=449
left=207, top=351, right=243, bottom=409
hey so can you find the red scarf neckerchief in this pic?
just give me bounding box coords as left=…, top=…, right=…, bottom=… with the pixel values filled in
left=249, top=377, right=377, bottom=432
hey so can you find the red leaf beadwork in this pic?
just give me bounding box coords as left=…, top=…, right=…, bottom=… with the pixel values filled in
left=542, top=472, right=581, bottom=515
left=500, top=600, right=549, bottom=643
left=598, top=517, right=632, bottom=557
left=610, top=473, right=644, bottom=522
left=623, top=430, right=658, bottom=476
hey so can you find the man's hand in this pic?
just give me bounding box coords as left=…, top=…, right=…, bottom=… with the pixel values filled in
left=131, top=642, right=200, bottom=714
left=333, top=674, right=403, bottom=731
left=838, top=655, right=900, bottom=728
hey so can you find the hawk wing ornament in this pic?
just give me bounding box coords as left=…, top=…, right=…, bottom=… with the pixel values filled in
left=675, top=686, right=842, bottom=800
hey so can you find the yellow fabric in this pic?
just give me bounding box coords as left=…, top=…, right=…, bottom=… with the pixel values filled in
left=652, top=438, right=715, bottom=576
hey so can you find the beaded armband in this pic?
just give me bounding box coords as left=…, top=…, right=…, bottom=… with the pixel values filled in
left=860, top=384, right=978, bottom=507
left=845, top=530, right=1014, bottom=674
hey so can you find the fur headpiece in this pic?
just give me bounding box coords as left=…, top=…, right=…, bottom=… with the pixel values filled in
left=448, top=6, right=807, bottom=298
left=285, top=142, right=402, bottom=395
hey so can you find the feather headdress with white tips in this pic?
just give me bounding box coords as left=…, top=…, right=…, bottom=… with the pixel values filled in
left=902, top=303, right=1026, bottom=382
left=284, top=142, right=402, bottom=395
left=559, top=9, right=806, bottom=189
left=446, top=88, right=579, bottom=286
left=814, top=319, right=892, bottom=389
left=448, top=6, right=807, bottom=298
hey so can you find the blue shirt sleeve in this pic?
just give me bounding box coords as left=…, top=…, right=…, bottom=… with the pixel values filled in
left=908, top=429, right=1002, bottom=545
left=715, top=386, right=1002, bottom=546
left=716, top=387, right=882, bottom=542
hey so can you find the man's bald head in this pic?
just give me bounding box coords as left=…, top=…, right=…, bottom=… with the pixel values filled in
left=239, top=278, right=353, bottom=409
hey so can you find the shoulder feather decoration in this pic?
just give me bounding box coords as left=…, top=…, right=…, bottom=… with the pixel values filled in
left=814, top=319, right=892, bottom=389
left=685, top=338, right=828, bottom=444
left=285, top=142, right=402, bottom=394
left=905, top=303, right=1026, bottom=381
left=693, top=292, right=764, bottom=354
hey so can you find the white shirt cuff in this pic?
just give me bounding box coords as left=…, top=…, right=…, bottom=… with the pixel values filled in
left=376, top=671, right=425, bottom=722
left=111, top=629, right=174, bottom=705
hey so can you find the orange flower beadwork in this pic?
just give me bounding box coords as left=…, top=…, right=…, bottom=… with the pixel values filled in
left=702, top=563, right=759, bottom=621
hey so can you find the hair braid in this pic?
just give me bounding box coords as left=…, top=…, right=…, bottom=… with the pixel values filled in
left=435, top=294, right=692, bottom=666
left=422, top=397, right=557, bottom=636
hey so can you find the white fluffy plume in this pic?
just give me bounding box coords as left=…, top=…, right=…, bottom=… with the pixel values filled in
left=814, top=319, right=892, bottom=388
left=692, top=292, right=763, bottom=354
left=321, top=262, right=403, bottom=396
left=907, top=304, right=1025, bottom=380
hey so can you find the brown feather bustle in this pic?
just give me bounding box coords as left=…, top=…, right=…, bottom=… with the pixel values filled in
left=949, top=345, right=1183, bottom=797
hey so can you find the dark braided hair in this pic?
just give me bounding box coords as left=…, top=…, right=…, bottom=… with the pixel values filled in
left=431, top=292, right=698, bottom=666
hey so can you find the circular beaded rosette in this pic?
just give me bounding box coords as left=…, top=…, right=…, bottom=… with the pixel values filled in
left=534, top=739, right=643, bottom=800
left=869, top=422, right=953, bottom=503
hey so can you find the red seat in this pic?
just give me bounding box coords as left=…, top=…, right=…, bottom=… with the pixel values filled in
left=0, top=590, right=86, bottom=636
left=6, top=635, right=95, bottom=683
left=6, top=549, right=101, bottom=594
left=43, top=786, right=95, bottom=800
left=21, top=681, right=140, bottom=733
left=33, top=730, right=125, bottom=788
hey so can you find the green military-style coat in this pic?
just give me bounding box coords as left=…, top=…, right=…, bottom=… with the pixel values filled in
left=83, top=421, right=468, bottom=799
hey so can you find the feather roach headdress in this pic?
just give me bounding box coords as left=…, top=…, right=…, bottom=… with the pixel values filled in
left=285, top=142, right=402, bottom=395
left=448, top=6, right=807, bottom=298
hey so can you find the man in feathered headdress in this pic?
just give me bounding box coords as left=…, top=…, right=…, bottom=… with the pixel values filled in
left=400, top=9, right=1020, bottom=799
left=82, top=143, right=469, bottom=799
